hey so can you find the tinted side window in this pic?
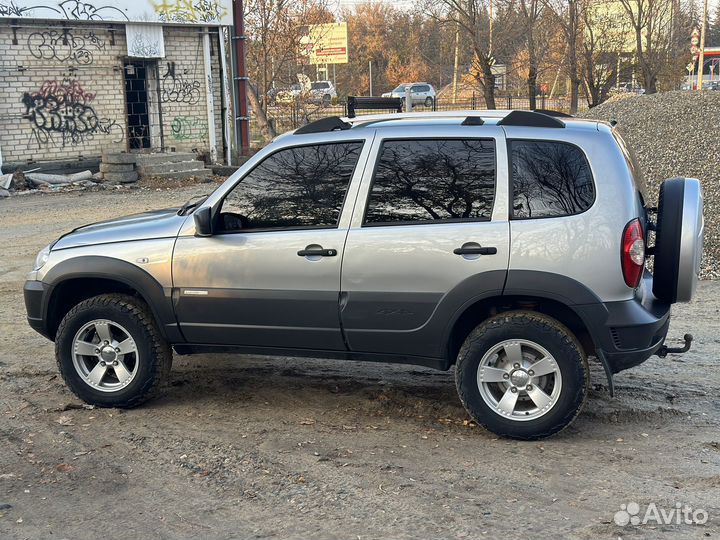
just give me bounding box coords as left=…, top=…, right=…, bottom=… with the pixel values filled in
left=511, top=140, right=594, bottom=219
left=221, top=142, right=363, bottom=231
left=364, top=139, right=496, bottom=225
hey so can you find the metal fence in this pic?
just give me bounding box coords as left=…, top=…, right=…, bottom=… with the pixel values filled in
left=250, top=95, right=589, bottom=145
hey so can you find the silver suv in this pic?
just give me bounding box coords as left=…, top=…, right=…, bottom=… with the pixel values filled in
left=24, top=110, right=704, bottom=440
left=382, top=83, right=436, bottom=107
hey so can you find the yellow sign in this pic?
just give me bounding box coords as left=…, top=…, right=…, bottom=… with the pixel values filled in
left=301, top=22, right=348, bottom=65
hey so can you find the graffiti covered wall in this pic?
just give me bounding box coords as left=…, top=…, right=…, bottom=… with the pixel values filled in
left=0, top=0, right=232, bottom=25
left=0, top=20, right=225, bottom=164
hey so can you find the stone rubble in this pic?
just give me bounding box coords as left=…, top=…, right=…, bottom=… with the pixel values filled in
left=581, top=91, right=720, bottom=280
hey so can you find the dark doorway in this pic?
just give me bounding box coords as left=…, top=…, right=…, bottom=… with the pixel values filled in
left=123, top=61, right=152, bottom=149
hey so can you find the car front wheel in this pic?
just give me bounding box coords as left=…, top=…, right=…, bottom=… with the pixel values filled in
left=455, top=311, right=588, bottom=440
left=55, top=294, right=172, bottom=408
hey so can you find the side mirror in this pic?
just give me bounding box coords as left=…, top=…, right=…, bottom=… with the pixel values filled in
left=193, top=206, right=213, bottom=237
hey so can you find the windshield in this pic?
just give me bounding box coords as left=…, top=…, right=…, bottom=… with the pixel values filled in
left=392, top=85, right=407, bottom=92
left=311, top=82, right=329, bottom=90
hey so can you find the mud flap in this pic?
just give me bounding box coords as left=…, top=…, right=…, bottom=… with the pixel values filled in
left=595, top=349, right=615, bottom=397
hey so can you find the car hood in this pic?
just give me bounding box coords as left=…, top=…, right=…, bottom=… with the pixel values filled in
left=52, top=208, right=188, bottom=250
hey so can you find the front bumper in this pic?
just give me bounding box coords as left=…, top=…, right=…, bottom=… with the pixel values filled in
left=576, top=274, right=671, bottom=373
left=24, top=279, right=52, bottom=339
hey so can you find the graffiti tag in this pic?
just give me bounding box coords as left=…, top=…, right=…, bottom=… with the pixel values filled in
left=21, top=79, right=124, bottom=148
left=27, top=29, right=106, bottom=65
left=170, top=115, right=208, bottom=141
left=152, top=0, right=227, bottom=23
left=0, top=1, right=128, bottom=20
left=161, top=61, right=201, bottom=105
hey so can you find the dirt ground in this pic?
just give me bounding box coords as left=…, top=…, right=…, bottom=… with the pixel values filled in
left=1, top=186, right=719, bottom=540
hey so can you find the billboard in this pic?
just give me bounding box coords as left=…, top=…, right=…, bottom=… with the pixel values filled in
left=0, top=0, right=233, bottom=25
left=301, top=22, right=348, bottom=65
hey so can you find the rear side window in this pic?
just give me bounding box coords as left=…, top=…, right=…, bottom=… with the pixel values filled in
left=364, top=139, right=496, bottom=225
left=511, top=140, right=594, bottom=219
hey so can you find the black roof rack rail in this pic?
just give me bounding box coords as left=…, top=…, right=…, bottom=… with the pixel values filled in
left=294, top=116, right=351, bottom=134
left=532, top=109, right=573, bottom=118
left=497, top=110, right=565, bottom=128
left=346, top=96, right=402, bottom=118
left=461, top=116, right=484, bottom=125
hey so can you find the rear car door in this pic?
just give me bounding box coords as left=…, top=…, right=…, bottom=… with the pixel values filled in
left=340, top=127, right=510, bottom=360
left=172, top=137, right=371, bottom=349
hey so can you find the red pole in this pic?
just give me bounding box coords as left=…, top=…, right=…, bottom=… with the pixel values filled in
left=232, top=0, right=250, bottom=156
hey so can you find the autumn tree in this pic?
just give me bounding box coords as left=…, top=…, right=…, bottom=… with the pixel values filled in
left=244, top=0, right=333, bottom=114
left=617, top=0, right=675, bottom=93
left=582, top=1, right=630, bottom=106
left=542, top=0, right=585, bottom=113
left=423, top=0, right=520, bottom=108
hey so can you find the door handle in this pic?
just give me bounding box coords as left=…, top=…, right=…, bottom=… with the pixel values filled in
left=453, top=245, right=497, bottom=256
left=297, top=246, right=337, bottom=257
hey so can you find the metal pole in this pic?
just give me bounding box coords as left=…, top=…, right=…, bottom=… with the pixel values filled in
left=369, top=61, right=373, bottom=96
left=452, top=20, right=460, bottom=103
left=218, top=27, right=234, bottom=165
left=202, top=29, right=218, bottom=164
left=697, top=0, right=708, bottom=91
left=232, top=0, right=250, bottom=156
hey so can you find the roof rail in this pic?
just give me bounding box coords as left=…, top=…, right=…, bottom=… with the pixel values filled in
left=532, top=109, right=573, bottom=118
left=347, top=96, right=403, bottom=118
left=461, top=116, right=484, bottom=125
left=294, top=116, right=351, bottom=134
left=497, top=110, right=565, bottom=128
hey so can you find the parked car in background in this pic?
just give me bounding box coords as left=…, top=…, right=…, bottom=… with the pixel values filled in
left=612, top=82, right=645, bottom=94
left=382, top=83, right=436, bottom=107
left=274, top=83, right=303, bottom=104
left=309, top=80, right=337, bottom=105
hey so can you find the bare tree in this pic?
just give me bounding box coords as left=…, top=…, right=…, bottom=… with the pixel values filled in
left=582, top=3, right=630, bottom=106
left=542, top=0, right=584, bottom=114
left=424, top=0, right=518, bottom=108
left=617, top=0, right=674, bottom=93
left=244, top=0, right=332, bottom=113
left=518, top=0, right=550, bottom=109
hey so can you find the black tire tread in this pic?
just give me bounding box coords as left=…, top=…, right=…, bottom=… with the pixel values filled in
left=455, top=311, right=589, bottom=440
left=55, top=294, right=171, bottom=408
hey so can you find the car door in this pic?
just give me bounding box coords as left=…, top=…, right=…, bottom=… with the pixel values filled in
left=411, top=85, right=425, bottom=104
left=172, top=137, right=371, bottom=350
left=340, top=127, right=510, bottom=360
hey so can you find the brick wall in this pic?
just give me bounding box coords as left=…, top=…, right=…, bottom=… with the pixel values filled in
left=0, top=20, right=228, bottom=166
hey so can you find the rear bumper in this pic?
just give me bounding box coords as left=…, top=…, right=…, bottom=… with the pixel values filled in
left=24, top=280, right=52, bottom=340
left=576, top=274, right=671, bottom=373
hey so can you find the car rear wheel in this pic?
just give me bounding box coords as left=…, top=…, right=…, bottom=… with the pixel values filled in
left=55, top=294, right=172, bottom=408
left=455, top=311, right=588, bottom=440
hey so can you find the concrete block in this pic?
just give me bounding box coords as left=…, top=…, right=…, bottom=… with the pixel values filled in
left=102, top=152, right=137, bottom=165
left=103, top=171, right=139, bottom=183
left=99, top=162, right=135, bottom=173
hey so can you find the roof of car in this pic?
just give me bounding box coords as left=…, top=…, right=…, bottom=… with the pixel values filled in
left=277, top=111, right=607, bottom=141
left=344, top=110, right=600, bottom=131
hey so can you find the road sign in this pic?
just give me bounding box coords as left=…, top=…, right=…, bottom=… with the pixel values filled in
left=300, top=22, right=349, bottom=65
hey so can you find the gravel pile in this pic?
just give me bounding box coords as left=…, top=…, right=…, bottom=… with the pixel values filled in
left=581, top=91, right=719, bottom=279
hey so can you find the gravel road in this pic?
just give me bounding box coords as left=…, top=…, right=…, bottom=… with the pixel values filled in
left=1, top=187, right=719, bottom=540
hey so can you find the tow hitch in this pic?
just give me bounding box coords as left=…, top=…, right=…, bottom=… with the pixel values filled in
left=656, top=334, right=693, bottom=358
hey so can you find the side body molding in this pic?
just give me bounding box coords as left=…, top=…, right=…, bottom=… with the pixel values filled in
left=42, top=256, right=183, bottom=342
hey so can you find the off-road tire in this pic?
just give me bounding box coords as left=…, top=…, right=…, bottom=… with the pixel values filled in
left=55, top=294, right=172, bottom=408
left=455, top=311, right=589, bottom=440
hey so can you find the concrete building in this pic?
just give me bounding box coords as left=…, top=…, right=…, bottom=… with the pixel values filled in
left=0, top=0, right=234, bottom=170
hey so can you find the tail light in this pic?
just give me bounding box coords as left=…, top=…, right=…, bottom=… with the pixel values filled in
left=621, top=218, right=645, bottom=288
